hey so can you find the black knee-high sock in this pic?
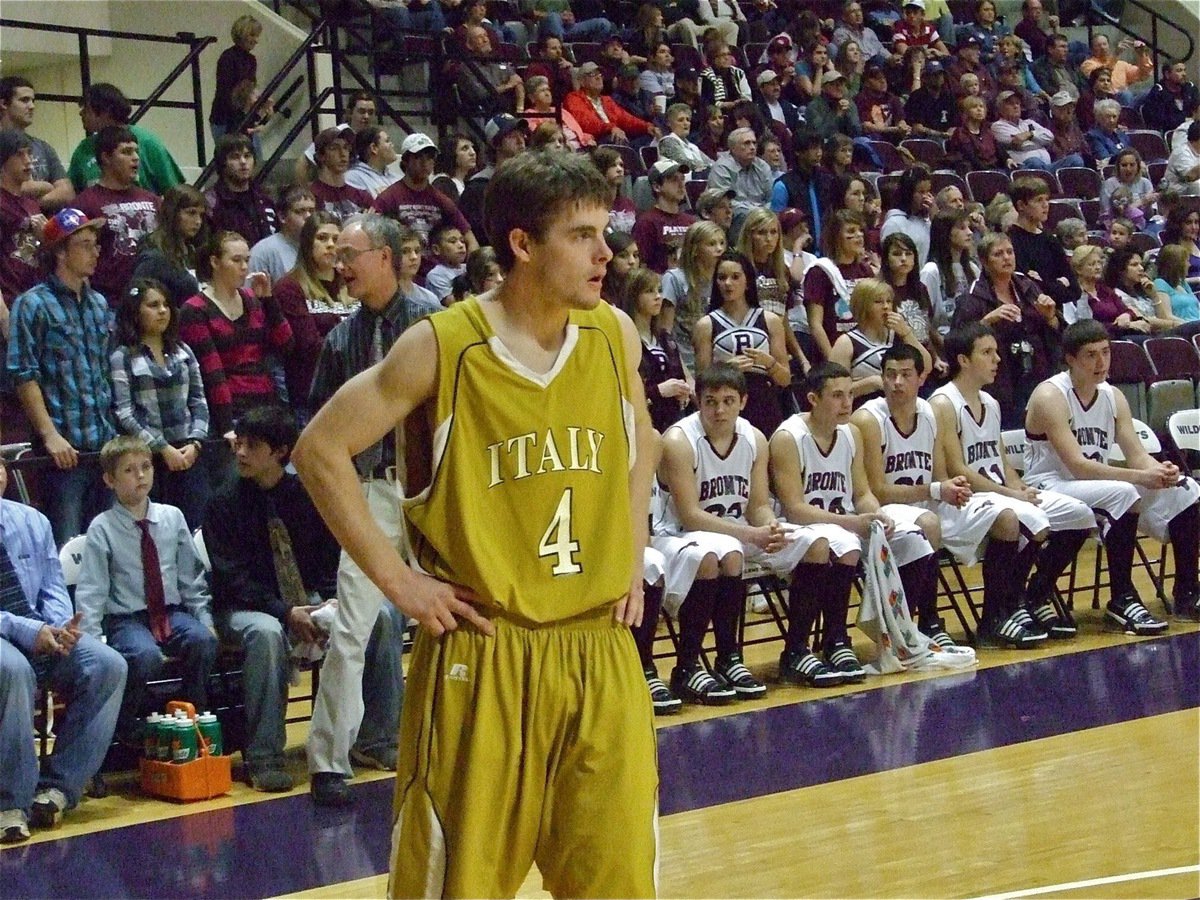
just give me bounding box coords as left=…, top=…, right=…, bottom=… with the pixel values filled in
left=712, top=574, right=745, bottom=658
left=898, top=553, right=940, bottom=627
left=676, top=578, right=719, bottom=668
left=1028, top=529, right=1090, bottom=606
left=633, top=582, right=664, bottom=669
left=1012, top=536, right=1040, bottom=603
left=820, top=562, right=858, bottom=654
left=1105, top=512, right=1140, bottom=599
left=786, top=562, right=825, bottom=654
left=982, top=538, right=1020, bottom=623
left=1168, top=501, right=1200, bottom=597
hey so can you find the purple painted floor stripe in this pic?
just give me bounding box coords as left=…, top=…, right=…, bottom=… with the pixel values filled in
left=3, top=634, right=1195, bottom=899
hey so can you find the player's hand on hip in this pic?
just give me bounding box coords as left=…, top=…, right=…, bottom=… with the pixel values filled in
left=400, top=573, right=493, bottom=637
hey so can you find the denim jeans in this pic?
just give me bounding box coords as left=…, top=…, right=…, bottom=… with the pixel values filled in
left=536, top=12, right=614, bottom=42
left=216, top=609, right=290, bottom=773
left=43, top=462, right=110, bottom=547
left=104, top=609, right=219, bottom=738
left=0, top=634, right=126, bottom=811
left=1019, top=153, right=1086, bottom=173
left=379, top=1, right=446, bottom=36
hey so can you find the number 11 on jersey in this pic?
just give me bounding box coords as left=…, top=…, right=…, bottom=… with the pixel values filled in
left=539, top=488, right=582, bottom=575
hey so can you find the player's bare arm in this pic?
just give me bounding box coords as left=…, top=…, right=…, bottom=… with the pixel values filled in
left=691, top=316, right=714, bottom=372
left=615, top=305, right=656, bottom=628
left=830, top=336, right=883, bottom=398
left=744, top=430, right=792, bottom=552
left=929, top=394, right=1017, bottom=500
left=1027, top=382, right=1165, bottom=488
left=293, top=320, right=493, bottom=638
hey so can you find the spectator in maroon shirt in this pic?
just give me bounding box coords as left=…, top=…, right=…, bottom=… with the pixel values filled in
left=523, top=34, right=576, bottom=103
left=210, top=14, right=264, bottom=144
left=1013, top=0, right=1058, bottom=65
left=632, top=160, right=698, bottom=273
left=0, top=128, right=47, bottom=306
left=73, top=125, right=160, bottom=304
left=205, top=134, right=277, bottom=249
left=855, top=64, right=913, bottom=143
left=309, top=128, right=373, bottom=224
left=372, top=132, right=478, bottom=277
left=947, top=95, right=1011, bottom=172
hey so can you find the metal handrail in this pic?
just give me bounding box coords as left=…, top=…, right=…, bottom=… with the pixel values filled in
left=0, top=18, right=217, bottom=169
left=1086, top=0, right=1193, bottom=69
left=250, top=85, right=339, bottom=189
left=193, top=16, right=329, bottom=188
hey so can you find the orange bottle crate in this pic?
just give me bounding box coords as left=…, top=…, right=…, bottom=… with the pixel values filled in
left=139, top=701, right=232, bottom=802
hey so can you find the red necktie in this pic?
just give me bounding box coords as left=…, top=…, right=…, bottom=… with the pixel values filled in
left=136, top=519, right=172, bottom=643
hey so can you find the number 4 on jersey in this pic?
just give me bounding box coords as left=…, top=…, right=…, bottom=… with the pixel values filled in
left=539, top=488, right=582, bottom=575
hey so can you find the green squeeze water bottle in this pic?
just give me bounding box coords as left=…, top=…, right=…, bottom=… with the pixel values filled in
left=197, top=711, right=223, bottom=757
left=172, top=716, right=198, bottom=763
left=143, top=713, right=162, bottom=759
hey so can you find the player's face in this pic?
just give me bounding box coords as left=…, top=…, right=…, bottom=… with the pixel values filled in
left=1066, top=339, right=1110, bottom=385
left=882, top=360, right=920, bottom=406
left=963, top=335, right=1000, bottom=385
left=699, top=385, right=747, bottom=433
left=104, top=452, right=154, bottom=507
left=811, top=377, right=853, bottom=424
left=527, top=201, right=613, bottom=309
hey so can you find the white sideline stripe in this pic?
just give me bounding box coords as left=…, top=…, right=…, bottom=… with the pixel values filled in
left=969, top=864, right=1200, bottom=899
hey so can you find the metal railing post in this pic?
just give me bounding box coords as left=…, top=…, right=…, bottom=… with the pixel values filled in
left=191, top=38, right=207, bottom=164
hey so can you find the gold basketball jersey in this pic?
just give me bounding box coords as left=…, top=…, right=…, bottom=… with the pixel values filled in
left=404, top=297, right=636, bottom=624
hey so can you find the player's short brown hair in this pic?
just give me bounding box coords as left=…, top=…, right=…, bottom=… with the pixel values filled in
left=483, top=151, right=612, bottom=271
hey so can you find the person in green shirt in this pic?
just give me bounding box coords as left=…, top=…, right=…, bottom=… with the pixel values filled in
left=66, top=83, right=183, bottom=194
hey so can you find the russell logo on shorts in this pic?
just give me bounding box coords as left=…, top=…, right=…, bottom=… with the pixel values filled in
left=446, top=663, right=470, bottom=683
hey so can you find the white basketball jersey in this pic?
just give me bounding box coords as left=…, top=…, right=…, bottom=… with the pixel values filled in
left=709, top=307, right=770, bottom=372
left=1025, top=372, right=1118, bottom=483
left=860, top=397, right=937, bottom=487
left=659, top=411, right=757, bottom=533
left=845, top=328, right=895, bottom=380
left=775, top=414, right=857, bottom=515
left=931, top=382, right=1007, bottom=486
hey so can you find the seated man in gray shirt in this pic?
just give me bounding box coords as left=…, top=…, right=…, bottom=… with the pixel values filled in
left=76, top=436, right=218, bottom=745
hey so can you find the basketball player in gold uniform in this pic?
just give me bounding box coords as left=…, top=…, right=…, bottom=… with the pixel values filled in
left=293, top=151, right=659, bottom=898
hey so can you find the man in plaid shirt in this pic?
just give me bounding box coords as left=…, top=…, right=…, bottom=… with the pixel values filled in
left=6, top=207, right=116, bottom=544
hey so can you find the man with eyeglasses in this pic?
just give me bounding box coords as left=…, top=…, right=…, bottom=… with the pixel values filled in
left=302, top=214, right=438, bottom=807
left=707, top=127, right=773, bottom=232
left=6, top=208, right=116, bottom=545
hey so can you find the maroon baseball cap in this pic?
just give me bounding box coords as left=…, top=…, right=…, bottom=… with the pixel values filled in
left=42, top=207, right=105, bottom=247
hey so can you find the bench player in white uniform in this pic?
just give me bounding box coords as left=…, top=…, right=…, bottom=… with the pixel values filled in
left=1025, top=321, right=1200, bottom=628
left=770, top=363, right=937, bottom=685
left=854, top=343, right=1047, bottom=648
left=931, top=323, right=1097, bottom=640
left=656, top=364, right=826, bottom=703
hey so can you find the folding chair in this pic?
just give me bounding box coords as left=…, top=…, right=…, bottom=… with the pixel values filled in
left=1166, top=408, right=1200, bottom=476
left=1127, top=129, right=1169, bottom=163
left=1067, top=418, right=1172, bottom=611
left=900, top=138, right=947, bottom=169
left=1106, top=340, right=1154, bottom=424
left=1079, top=198, right=1102, bottom=229
left=1127, top=232, right=1161, bottom=256
left=599, top=142, right=643, bottom=176
left=638, top=144, right=658, bottom=173
left=1057, top=167, right=1102, bottom=201
left=1144, top=335, right=1200, bottom=406
left=869, top=140, right=908, bottom=174
left=929, top=169, right=968, bottom=199
left=1013, top=168, right=1060, bottom=198
left=1046, top=199, right=1083, bottom=231
left=966, top=169, right=1011, bottom=205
